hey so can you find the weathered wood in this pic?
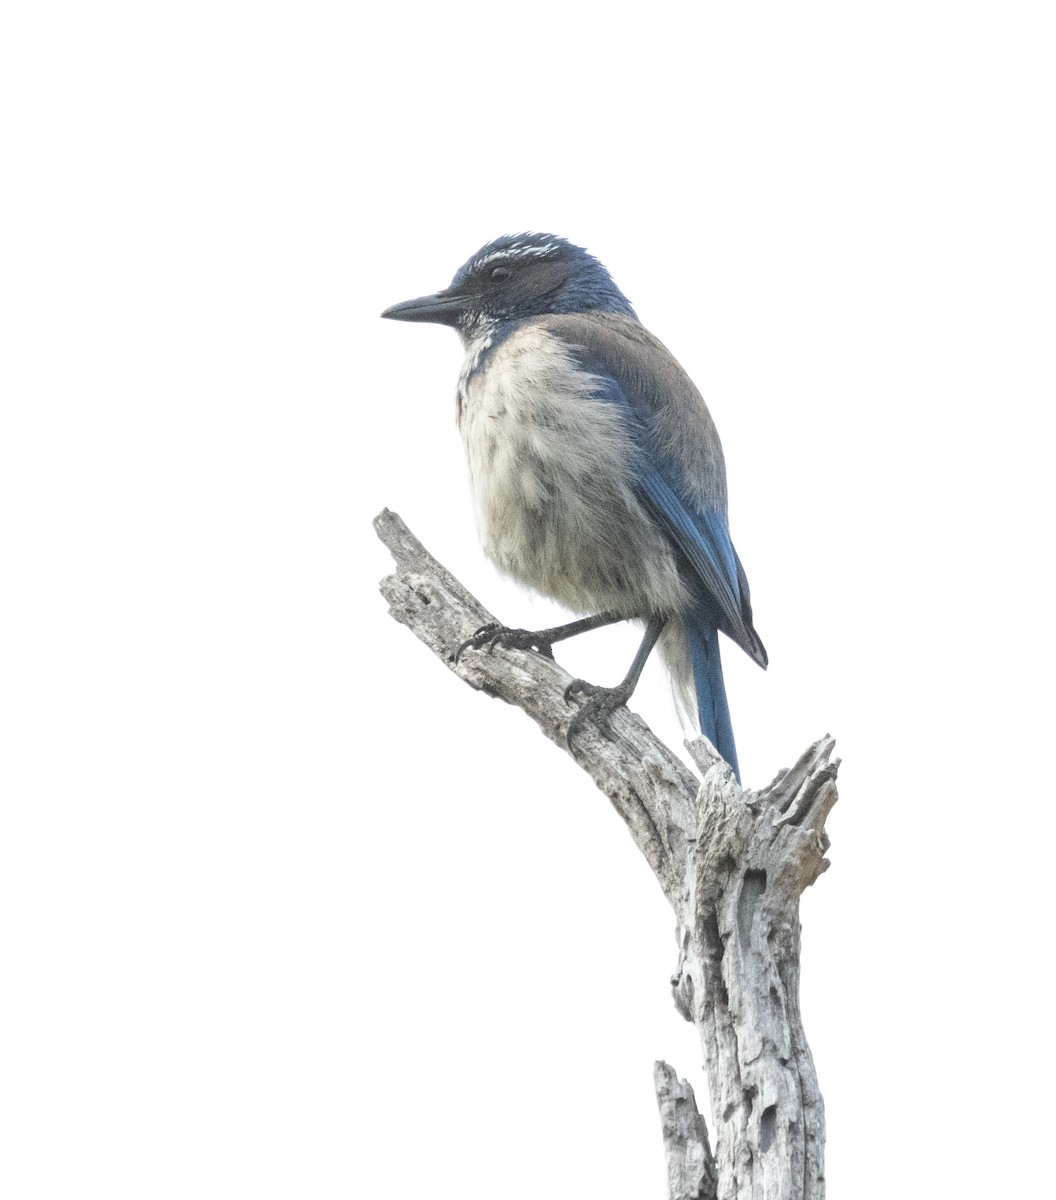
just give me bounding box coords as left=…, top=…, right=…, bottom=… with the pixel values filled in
left=673, top=737, right=837, bottom=1200
left=375, top=509, right=839, bottom=1200
left=654, top=1061, right=717, bottom=1200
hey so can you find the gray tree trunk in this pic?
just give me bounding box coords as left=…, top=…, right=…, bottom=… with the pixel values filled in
left=375, top=509, right=839, bottom=1200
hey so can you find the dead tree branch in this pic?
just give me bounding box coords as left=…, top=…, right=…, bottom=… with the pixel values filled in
left=374, top=508, right=839, bottom=1200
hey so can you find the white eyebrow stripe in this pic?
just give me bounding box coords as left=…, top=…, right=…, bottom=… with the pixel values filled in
left=472, top=242, right=561, bottom=270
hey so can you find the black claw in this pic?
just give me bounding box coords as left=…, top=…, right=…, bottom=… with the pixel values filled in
left=453, top=623, right=499, bottom=664
left=563, top=679, right=634, bottom=748
left=453, top=623, right=555, bottom=665
left=566, top=708, right=612, bottom=748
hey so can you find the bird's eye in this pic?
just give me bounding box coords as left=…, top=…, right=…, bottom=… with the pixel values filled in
left=490, top=266, right=512, bottom=282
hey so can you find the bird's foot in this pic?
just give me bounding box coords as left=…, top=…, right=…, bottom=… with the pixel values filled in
left=563, top=678, right=635, bottom=748
left=452, top=622, right=556, bottom=665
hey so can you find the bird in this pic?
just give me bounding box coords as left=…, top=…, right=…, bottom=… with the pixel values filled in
left=381, top=233, right=766, bottom=781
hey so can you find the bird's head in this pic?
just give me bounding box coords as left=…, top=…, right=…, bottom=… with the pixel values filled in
left=381, top=233, right=636, bottom=340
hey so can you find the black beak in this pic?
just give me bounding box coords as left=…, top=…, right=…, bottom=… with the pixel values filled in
left=380, top=287, right=476, bottom=327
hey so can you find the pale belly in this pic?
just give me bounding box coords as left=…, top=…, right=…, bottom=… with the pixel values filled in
left=457, top=325, right=688, bottom=619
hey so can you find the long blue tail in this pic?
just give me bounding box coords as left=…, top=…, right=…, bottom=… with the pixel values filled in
left=686, top=620, right=739, bottom=782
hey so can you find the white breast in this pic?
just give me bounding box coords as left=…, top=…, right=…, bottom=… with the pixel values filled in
left=456, top=323, right=688, bottom=618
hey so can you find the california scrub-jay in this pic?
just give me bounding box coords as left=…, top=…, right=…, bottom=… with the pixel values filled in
left=381, top=233, right=766, bottom=781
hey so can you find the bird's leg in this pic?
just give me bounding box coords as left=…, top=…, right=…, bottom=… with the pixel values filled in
left=564, top=614, right=667, bottom=747
left=453, top=611, right=624, bottom=665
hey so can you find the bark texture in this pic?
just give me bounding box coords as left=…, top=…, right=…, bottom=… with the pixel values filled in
left=375, top=509, right=839, bottom=1200
left=654, top=1061, right=717, bottom=1200
left=671, top=738, right=836, bottom=1200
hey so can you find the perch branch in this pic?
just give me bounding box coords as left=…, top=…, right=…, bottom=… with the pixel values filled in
left=375, top=508, right=839, bottom=1200
left=374, top=507, right=699, bottom=904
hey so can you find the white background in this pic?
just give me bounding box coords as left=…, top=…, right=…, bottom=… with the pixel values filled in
left=2, top=2, right=1053, bottom=1196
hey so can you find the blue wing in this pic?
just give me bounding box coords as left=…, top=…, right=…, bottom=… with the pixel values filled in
left=541, top=312, right=766, bottom=668
left=632, top=463, right=764, bottom=663
left=540, top=312, right=767, bottom=781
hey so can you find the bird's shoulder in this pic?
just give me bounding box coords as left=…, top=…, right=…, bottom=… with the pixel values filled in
left=528, top=312, right=727, bottom=509
left=530, top=312, right=699, bottom=405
